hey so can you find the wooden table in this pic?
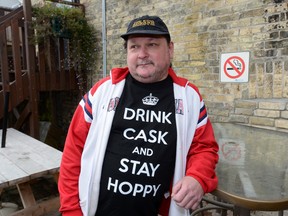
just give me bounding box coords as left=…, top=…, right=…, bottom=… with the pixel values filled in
left=192, top=123, right=288, bottom=216
left=0, top=128, right=62, bottom=216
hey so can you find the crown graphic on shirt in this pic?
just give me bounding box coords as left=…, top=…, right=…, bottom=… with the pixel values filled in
left=142, top=93, right=159, bottom=106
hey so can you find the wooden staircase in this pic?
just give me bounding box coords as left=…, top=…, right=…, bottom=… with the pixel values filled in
left=0, top=0, right=80, bottom=139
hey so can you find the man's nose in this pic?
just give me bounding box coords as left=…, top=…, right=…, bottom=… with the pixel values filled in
left=138, top=46, right=148, bottom=58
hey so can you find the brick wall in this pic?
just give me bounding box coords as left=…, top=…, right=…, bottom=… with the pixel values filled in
left=233, top=98, right=288, bottom=131
left=41, top=0, right=288, bottom=132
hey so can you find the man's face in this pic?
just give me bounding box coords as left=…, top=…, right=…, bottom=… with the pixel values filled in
left=126, top=35, right=174, bottom=83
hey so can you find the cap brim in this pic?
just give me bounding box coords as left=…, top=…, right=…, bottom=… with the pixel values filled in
left=121, top=30, right=170, bottom=40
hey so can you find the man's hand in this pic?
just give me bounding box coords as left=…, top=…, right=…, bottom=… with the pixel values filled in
left=171, top=176, right=204, bottom=210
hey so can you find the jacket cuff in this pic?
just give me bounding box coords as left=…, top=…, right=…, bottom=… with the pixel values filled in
left=61, top=209, right=83, bottom=216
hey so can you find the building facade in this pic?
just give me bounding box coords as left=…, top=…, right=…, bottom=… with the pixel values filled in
left=36, top=0, right=288, bottom=131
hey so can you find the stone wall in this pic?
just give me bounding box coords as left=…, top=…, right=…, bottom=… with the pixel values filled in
left=231, top=98, right=288, bottom=131
left=46, top=0, right=288, bottom=132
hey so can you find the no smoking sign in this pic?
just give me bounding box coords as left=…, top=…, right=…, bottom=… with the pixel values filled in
left=220, top=52, right=250, bottom=82
left=218, top=138, right=245, bottom=166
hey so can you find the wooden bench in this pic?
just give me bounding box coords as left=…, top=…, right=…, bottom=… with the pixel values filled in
left=0, top=128, right=62, bottom=216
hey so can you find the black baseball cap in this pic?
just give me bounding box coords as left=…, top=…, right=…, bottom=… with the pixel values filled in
left=121, top=15, right=170, bottom=40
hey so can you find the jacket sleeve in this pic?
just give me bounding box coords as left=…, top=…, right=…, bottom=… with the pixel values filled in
left=185, top=118, right=219, bottom=193
left=58, top=104, right=90, bottom=216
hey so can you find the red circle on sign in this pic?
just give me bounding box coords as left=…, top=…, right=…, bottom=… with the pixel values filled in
left=221, top=141, right=241, bottom=161
left=224, top=56, right=245, bottom=79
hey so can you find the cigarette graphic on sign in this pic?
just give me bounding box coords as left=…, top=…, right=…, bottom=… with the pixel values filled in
left=227, top=59, right=242, bottom=70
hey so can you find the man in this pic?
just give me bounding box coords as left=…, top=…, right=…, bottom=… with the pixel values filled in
left=58, top=15, right=219, bottom=216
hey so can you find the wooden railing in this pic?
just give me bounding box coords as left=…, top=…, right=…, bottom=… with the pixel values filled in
left=0, top=6, right=30, bottom=126
left=0, top=0, right=83, bottom=138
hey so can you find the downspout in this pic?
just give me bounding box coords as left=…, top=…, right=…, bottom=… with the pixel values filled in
left=102, top=0, right=107, bottom=77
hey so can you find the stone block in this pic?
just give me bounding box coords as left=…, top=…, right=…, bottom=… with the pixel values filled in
left=275, top=119, right=288, bottom=129
left=249, top=116, right=275, bottom=127
left=235, top=108, right=254, bottom=116
left=229, top=114, right=249, bottom=123
left=281, top=110, right=288, bottom=119
left=235, top=100, right=258, bottom=109
left=254, top=109, right=280, bottom=118
left=258, top=100, right=288, bottom=110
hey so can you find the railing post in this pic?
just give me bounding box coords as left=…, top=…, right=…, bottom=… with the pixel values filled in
left=23, top=0, right=39, bottom=139
left=1, top=92, right=10, bottom=148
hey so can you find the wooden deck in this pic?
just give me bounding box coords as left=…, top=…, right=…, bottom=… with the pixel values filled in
left=0, top=128, right=62, bottom=216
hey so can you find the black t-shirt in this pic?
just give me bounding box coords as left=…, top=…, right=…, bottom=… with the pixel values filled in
left=95, top=74, right=177, bottom=216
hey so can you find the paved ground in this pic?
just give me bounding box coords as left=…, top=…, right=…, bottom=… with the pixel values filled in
left=1, top=176, right=59, bottom=216
left=41, top=211, right=61, bottom=216
left=1, top=180, right=288, bottom=216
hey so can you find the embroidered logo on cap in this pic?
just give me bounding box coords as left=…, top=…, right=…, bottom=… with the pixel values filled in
left=132, top=20, right=155, bottom=28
